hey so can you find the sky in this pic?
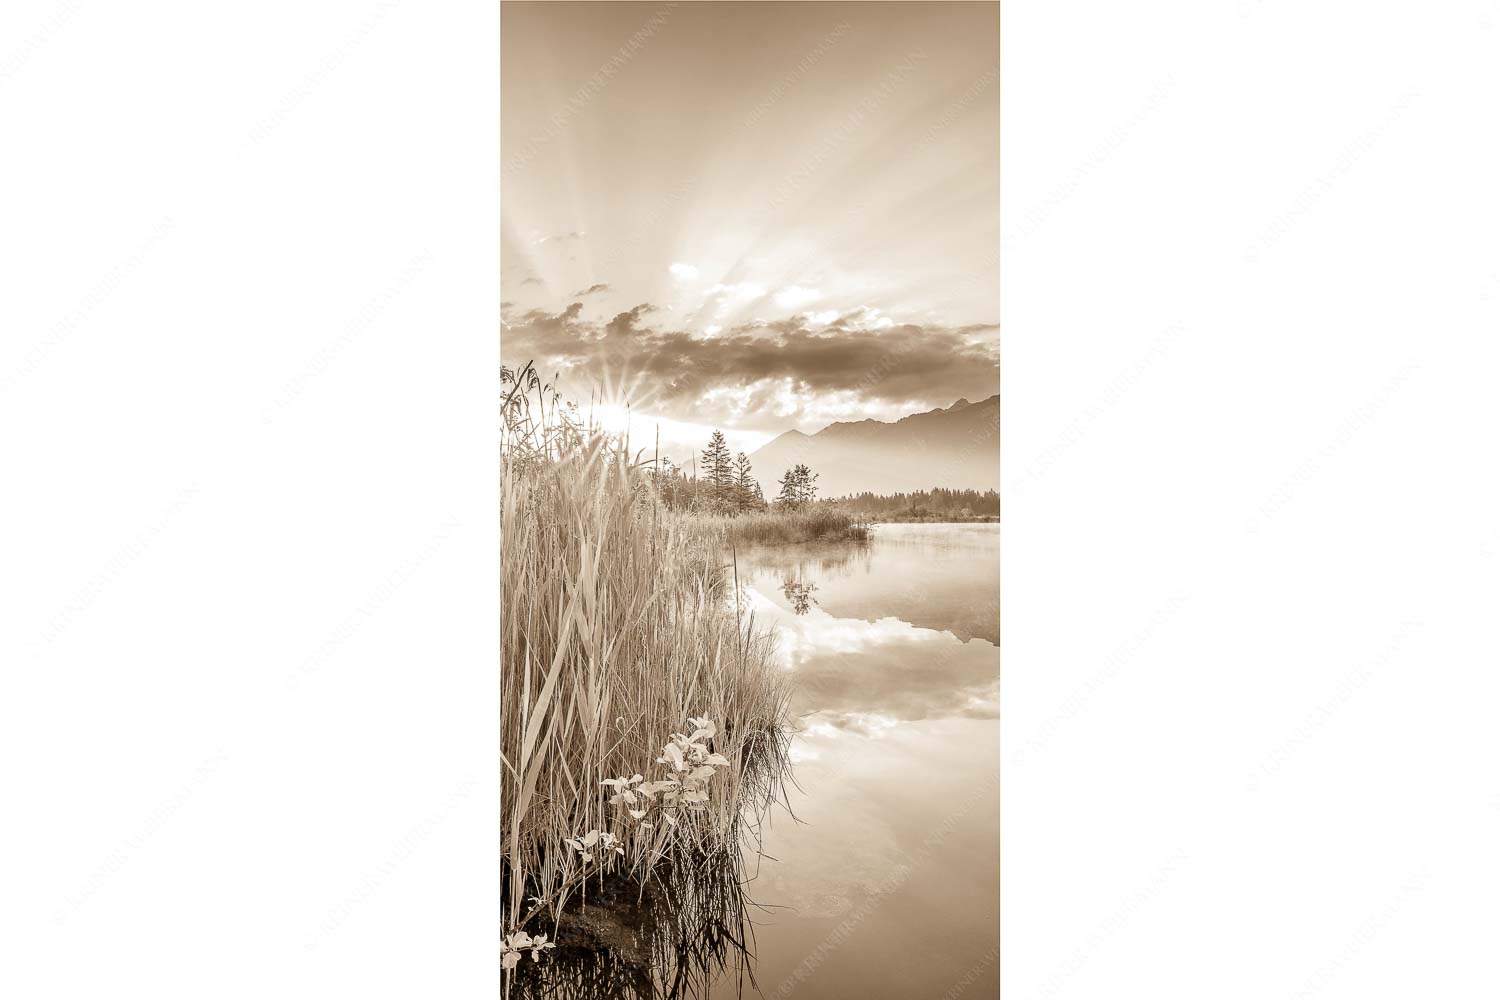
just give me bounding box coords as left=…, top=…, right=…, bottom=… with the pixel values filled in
left=501, top=1, right=998, bottom=461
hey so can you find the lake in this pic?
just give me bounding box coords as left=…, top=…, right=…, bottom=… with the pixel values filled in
left=714, top=523, right=1000, bottom=1000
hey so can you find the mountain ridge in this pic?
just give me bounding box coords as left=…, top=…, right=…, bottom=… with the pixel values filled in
left=749, top=394, right=999, bottom=498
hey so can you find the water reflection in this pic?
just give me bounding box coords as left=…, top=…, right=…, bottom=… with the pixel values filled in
left=740, top=525, right=1000, bottom=729
left=717, top=523, right=1000, bottom=1000
left=741, top=525, right=998, bottom=645
left=779, top=577, right=819, bottom=615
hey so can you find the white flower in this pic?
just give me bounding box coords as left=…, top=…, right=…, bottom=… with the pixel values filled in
left=657, top=742, right=687, bottom=772
left=502, top=930, right=554, bottom=972
left=601, top=774, right=643, bottom=790
left=527, top=933, right=554, bottom=961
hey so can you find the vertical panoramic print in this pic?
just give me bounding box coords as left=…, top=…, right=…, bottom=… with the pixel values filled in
left=501, top=3, right=999, bottom=997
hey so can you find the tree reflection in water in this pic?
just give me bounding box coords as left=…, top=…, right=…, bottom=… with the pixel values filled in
left=779, top=576, right=819, bottom=615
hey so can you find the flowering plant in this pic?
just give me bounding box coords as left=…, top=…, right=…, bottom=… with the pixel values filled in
left=501, top=930, right=553, bottom=972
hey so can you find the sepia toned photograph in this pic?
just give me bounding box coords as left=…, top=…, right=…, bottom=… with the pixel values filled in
left=501, top=3, right=1000, bottom=997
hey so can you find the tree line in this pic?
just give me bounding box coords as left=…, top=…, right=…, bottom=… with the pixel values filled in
left=648, top=429, right=820, bottom=515
left=647, top=431, right=999, bottom=519
left=829, top=487, right=1000, bottom=518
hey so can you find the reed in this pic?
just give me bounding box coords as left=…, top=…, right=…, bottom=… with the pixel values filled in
left=693, top=505, right=872, bottom=546
left=502, top=364, right=792, bottom=994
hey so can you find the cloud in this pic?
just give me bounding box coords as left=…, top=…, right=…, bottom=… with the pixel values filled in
left=704, top=280, right=768, bottom=318
left=503, top=301, right=585, bottom=339
left=604, top=303, right=657, bottom=338
left=573, top=282, right=611, bottom=296
left=668, top=262, right=700, bottom=281
left=705, top=280, right=765, bottom=301
left=774, top=284, right=823, bottom=309
left=838, top=305, right=894, bottom=330
left=519, top=276, right=542, bottom=286
left=534, top=231, right=586, bottom=245
left=500, top=301, right=999, bottom=431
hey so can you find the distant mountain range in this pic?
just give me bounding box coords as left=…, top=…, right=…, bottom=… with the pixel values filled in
left=749, top=394, right=999, bottom=498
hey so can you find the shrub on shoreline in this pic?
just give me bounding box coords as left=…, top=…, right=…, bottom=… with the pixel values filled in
left=689, top=505, right=872, bottom=546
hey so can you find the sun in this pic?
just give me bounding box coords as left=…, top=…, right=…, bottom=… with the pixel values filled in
left=588, top=402, right=635, bottom=436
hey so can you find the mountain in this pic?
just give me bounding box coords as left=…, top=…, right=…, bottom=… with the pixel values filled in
left=749, top=394, right=999, bottom=498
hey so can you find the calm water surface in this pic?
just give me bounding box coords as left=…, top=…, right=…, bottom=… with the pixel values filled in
left=716, top=523, right=999, bottom=1000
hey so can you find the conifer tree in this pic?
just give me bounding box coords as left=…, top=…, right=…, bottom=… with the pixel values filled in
left=795, top=463, right=818, bottom=506
left=776, top=467, right=800, bottom=510
left=733, top=452, right=757, bottom=512
left=776, top=463, right=817, bottom=510
left=700, top=430, right=733, bottom=506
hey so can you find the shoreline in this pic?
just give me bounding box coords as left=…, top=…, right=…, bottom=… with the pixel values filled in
left=867, top=515, right=1000, bottom=524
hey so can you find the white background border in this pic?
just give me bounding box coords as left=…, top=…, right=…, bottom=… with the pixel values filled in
left=2, top=2, right=499, bottom=995
left=1004, top=1, right=1500, bottom=996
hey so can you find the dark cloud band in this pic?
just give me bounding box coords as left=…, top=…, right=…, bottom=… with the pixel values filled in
left=501, top=301, right=998, bottom=430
